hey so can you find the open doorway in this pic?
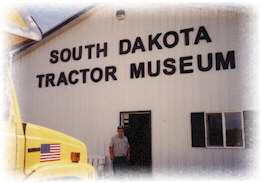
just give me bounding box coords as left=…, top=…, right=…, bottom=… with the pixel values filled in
left=120, top=111, right=152, bottom=174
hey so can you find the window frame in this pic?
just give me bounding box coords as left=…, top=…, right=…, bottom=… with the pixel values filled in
left=205, top=111, right=245, bottom=149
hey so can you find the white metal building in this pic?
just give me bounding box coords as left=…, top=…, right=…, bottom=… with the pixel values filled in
left=11, top=4, right=258, bottom=178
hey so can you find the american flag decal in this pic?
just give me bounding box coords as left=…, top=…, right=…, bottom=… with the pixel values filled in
left=40, top=144, right=61, bottom=162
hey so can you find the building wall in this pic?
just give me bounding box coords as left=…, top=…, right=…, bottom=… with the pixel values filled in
left=12, top=4, right=256, bottom=176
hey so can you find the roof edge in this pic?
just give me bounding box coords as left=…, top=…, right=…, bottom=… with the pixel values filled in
left=11, top=4, right=98, bottom=59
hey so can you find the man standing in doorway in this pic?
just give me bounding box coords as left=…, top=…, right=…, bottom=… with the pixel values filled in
left=109, top=125, right=130, bottom=176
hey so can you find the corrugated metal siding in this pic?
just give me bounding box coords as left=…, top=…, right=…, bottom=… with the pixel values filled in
left=12, top=5, right=255, bottom=176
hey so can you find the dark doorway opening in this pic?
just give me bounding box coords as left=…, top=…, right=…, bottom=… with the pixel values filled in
left=120, top=111, right=152, bottom=175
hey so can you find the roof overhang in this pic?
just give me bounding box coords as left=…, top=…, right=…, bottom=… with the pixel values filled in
left=3, top=6, right=42, bottom=41
left=11, top=4, right=99, bottom=61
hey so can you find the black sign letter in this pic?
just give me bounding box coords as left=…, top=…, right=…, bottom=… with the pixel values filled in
left=180, top=56, right=193, bottom=74
left=79, top=69, right=90, bottom=83
left=180, top=28, right=194, bottom=46
left=45, top=73, right=56, bottom=87
left=197, top=53, right=213, bottom=72
left=132, top=37, right=146, bottom=53
left=163, top=58, right=176, bottom=75
left=97, top=42, right=108, bottom=58
left=60, top=48, right=71, bottom=62
left=90, top=68, right=103, bottom=83
left=36, top=74, right=45, bottom=88
left=163, top=31, right=179, bottom=48
left=68, top=70, right=79, bottom=84
left=130, top=63, right=145, bottom=78
left=148, top=60, right=160, bottom=77
left=194, top=26, right=212, bottom=44
left=119, top=39, right=131, bottom=55
left=216, top=51, right=235, bottom=70
left=149, top=33, right=163, bottom=51
left=57, top=72, right=68, bottom=86
left=73, top=46, right=82, bottom=61
left=50, top=50, right=59, bottom=64
left=105, top=66, right=117, bottom=81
